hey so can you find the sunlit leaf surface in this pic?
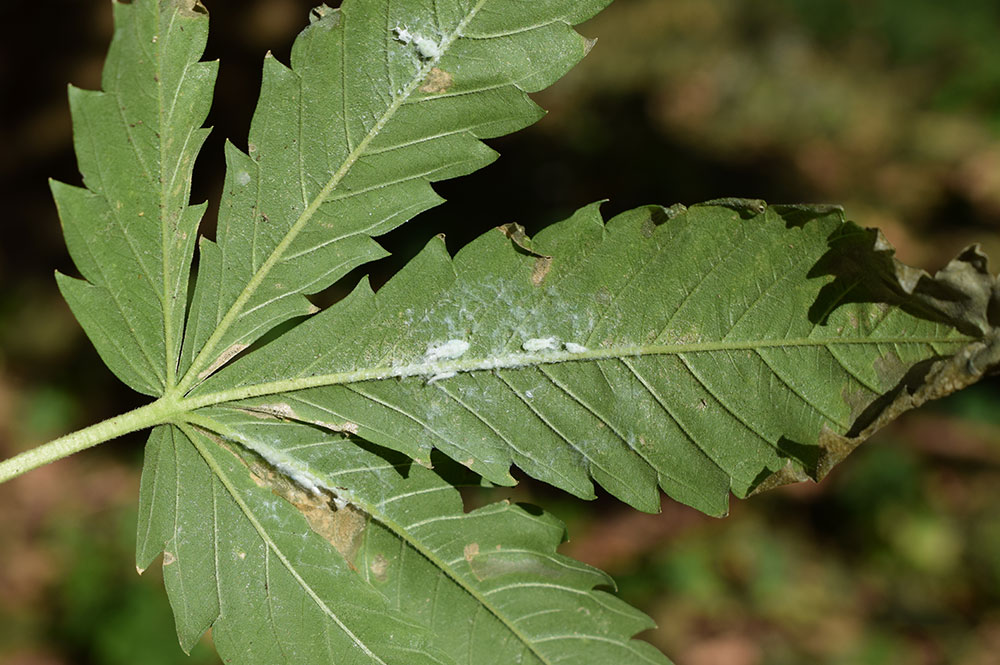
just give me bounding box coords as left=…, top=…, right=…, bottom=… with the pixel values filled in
left=48, top=0, right=998, bottom=663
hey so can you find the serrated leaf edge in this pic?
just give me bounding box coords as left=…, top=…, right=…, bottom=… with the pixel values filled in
left=176, top=0, right=492, bottom=394
left=185, top=412, right=643, bottom=665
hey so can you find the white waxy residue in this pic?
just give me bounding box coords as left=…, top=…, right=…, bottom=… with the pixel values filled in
left=275, top=462, right=323, bottom=496
left=564, top=342, right=587, bottom=354
left=392, top=25, right=442, bottom=60
left=427, top=371, right=457, bottom=384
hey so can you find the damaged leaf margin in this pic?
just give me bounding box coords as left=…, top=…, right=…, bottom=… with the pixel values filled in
left=751, top=227, right=1000, bottom=494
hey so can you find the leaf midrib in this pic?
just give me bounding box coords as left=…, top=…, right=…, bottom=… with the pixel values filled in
left=175, top=0, right=490, bottom=396
left=180, top=334, right=966, bottom=410
left=158, top=7, right=178, bottom=388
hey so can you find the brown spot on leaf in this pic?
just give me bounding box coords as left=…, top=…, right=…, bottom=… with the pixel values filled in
left=499, top=223, right=553, bottom=285
left=370, top=554, right=389, bottom=582
left=298, top=499, right=367, bottom=562
left=162, top=551, right=176, bottom=566
left=419, top=67, right=453, bottom=94
left=532, top=256, right=552, bottom=286
left=242, top=402, right=297, bottom=420
left=316, top=421, right=359, bottom=435
left=873, top=351, right=906, bottom=385
left=284, top=479, right=366, bottom=561
left=463, top=543, right=479, bottom=562
left=250, top=460, right=368, bottom=564
left=841, top=384, right=873, bottom=423
left=240, top=404, right=359, bottom=436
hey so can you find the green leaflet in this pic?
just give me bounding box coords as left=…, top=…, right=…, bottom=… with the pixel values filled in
left=136, top=424, right=455, bottom=664
left=163, top=413, right=671, bottom=665
left=53, top=0, right=215, bottom=395
left=195, top=202, right=972, bottom=516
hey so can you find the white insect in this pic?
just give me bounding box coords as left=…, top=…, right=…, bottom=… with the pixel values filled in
left=413, top=34, right=443, bottom=59
left=392, top=24, right=442, bottom=60
left=564, top=342, right=587, bottom=354
left=522, top=337, right=559, bottom=352
left=422, top=339, right=468, bottom=383
left=424, top=339, right=469, bottom=363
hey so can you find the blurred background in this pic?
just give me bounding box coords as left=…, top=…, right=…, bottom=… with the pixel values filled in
left=2, top=1, right=1000, bottom=663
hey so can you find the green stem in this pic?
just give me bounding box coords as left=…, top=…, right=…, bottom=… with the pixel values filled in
left=0, top=399, right=172, bottom=484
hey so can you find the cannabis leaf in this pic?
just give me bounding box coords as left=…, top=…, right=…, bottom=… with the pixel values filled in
left=51, top=0, right=672, bottom=662
left=4, top=0, right=995, bottom=663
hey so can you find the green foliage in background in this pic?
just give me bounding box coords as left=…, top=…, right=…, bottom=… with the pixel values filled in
left=2, top=0, right=1000, bottom=663
left=777, top=0, right=1000, bottom=113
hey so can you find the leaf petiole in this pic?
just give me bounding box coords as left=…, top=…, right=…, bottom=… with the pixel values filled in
left=0, top=398, right=174, bottom=484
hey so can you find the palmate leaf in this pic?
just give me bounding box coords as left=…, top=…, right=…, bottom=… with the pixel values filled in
left=54, top=0, right=666, bottom=662
left=42, top=0, right=1000, bottom=663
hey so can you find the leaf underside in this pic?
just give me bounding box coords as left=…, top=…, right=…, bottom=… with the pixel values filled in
left=138, top=420, right=668, bottom=664
left=53, top=0, right=1000, bottom=664
left=197, top=202, right=972, bottom=516
left=54, top=0, right=214, bottom=395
